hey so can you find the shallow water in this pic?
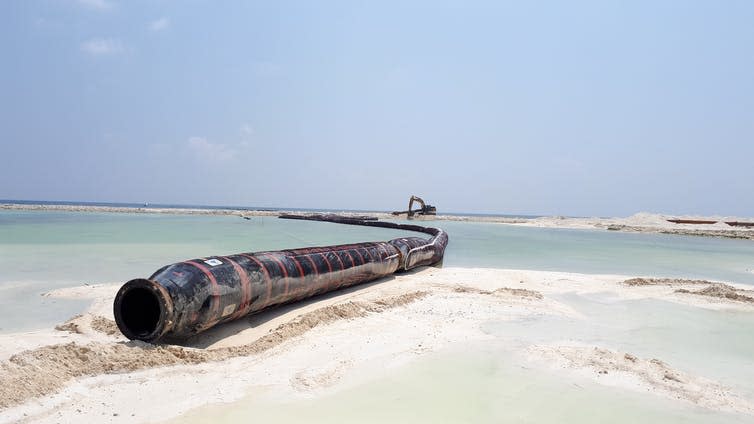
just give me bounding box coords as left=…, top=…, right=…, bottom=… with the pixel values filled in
left=2, top=210, right=754, bottom=332
left=441, top=220, right=754, bottom=283
left=173, top=349, right=751, bottom=424
left=483, top=293, right=754, bottom=400
left=172, top=293, right=754, bottom=424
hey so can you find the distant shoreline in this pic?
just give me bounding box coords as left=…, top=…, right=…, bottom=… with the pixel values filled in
left=2, top=202, right=754, bottom=240
left=0, top=201, right=531, bottom=223
left=0, top=199, right=540, bottom=219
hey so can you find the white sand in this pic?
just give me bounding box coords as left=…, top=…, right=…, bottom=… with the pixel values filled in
left=1, top=267, right=754, bottom=423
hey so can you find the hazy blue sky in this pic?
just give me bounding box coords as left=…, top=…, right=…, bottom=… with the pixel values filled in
left=2, top=1, right=753, bottom=216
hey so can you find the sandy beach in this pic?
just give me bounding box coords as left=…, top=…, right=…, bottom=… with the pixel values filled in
left=1, top=266, right=753, bottom=423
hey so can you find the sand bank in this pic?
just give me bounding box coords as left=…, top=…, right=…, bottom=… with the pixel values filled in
left=509, top=212, right=754, bottom=240
left=1, top=267, right=753, bottom=422
left=0, top=203, right=385, bottom=219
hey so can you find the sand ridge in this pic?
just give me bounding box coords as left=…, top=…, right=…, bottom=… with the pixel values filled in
left=507, top=212, right=754, bottom=240
left=55, top=315, right=120, bottom=336
left=623, top=277, right=714, bottom=286
left=676, top=284, right=754, bottom=304
left=621, top=278, right=754, bottom=304
left=452, top=285, right=544, bottom=300
left=0, top=290, right=430, bottom=410
left=527, top=344, right=754, bottom=414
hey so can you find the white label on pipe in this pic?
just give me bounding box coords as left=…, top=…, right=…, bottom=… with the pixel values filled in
left=222, top=304, right=236, bottom=317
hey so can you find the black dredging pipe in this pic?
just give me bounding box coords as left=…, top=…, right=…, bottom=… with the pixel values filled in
left=113, top=215, right=448, bottom=342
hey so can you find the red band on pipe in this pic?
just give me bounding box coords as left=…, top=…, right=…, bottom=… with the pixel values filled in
left=303, top=254, right=319, bottom=296
left=184, top=260, right=221, bottom=323
left=287, top=254, right=306, bottom=296
left=223, top=256, right=251, bottom=320
left=240, top=254, right=273, bottom=309
left=266, top=254, right=290, bottom=296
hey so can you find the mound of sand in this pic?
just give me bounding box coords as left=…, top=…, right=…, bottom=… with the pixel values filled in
left=54, top=315, right=84, bottom=334
left=622, top=278, right=712, bottom=286
left=55, top=315, right=120, bottom=336
left=606, top=225, right=754, bottom=240
left=528, top=344, right=753, bottom=414
left=676, top=284, right=754, bottom=304
left=621, top=278, right=754, bottom=304
left=452, top=285, right=543, bottom=300
left=0, top=291, right=428, bottom=409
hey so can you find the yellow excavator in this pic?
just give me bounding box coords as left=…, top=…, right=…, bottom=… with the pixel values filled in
left=391, top=195, right=437, bottom=218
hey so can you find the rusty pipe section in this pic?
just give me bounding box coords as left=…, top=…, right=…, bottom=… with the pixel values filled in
left=113, top=216, right=448, bottom=342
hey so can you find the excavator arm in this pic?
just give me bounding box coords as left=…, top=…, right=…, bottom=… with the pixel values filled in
left=408, top=196, right=426, bottom=218
left=392, top=195, right=437, bottom=218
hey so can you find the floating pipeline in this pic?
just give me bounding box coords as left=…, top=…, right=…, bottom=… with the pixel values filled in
left=113, top=215, right=448, bottom=342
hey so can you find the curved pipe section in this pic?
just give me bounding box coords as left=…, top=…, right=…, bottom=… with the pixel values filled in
left=114, top=215, right=448, bottom=342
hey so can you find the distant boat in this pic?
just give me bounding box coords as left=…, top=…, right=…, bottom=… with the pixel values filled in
left=667, top=219, right=717, bottom=225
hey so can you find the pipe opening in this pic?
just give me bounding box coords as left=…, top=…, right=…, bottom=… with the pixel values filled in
left=118, top=287, right=162, bottom=339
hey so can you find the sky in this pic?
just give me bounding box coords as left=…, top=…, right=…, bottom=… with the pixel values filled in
left=1, top=1, right=753, bottom=217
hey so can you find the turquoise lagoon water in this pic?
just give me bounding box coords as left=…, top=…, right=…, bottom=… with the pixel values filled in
left=2, top=210, right=754, bottom=332
left=176, top=344, right=753, bottom=424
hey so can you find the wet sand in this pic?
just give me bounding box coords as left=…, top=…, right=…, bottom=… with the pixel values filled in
left=1, top=267, right=754, bottom=423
